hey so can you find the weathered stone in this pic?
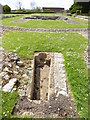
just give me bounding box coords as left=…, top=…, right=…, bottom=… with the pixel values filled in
left=5, top=62, right=12, bottom=68
left=0, top=58, right=3, bottom=62
left=64, top=18, right=68, bottom=20
left=0, top=72, right=7, bottom=77
left=54, top=53, right=67, bottom=97
left=67, top=13, right=72, bottom=16
left=22, top=74, right=28, bottom=79
left=49, top=106, right=52, bottom=109
left=27, top=67, right=32, bottom=70
left=3, top=67, right=9, bottom=72
left=12, top=88, right=17, bottom=91
left=0, top=63, right=3, bottom=70
left=8, top=70, right=13, bottom=74
left=17, top=61, right=24, bottom=67
left=16, top=65, right=19, bottom=69
left=2, top=78, right=18, bottom=92
left=11, top=55, right=18, bottom=62
left=3, top=74, right=10, bottom=80
left=14, top=71, right=18, bottom=74
left=5, top=57, right=10, bottom=62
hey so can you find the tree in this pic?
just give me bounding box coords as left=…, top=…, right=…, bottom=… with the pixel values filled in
left=33, top=6, right=41, bottom=12
left=30, top=0, right=36, bottom=9
left=69, top=2, right=83, bottom=14
left=14, top=1, right=23, bottom=10
left=3, top=5, right=11, bottom=13
left=18, top=1, right=22, bottom=10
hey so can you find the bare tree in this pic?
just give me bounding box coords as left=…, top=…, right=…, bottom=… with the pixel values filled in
left=18, top=1, right=22, bottom=10
left=14, top=1, right=23, bottom=10
left=30, top=0, right=36, bottom=9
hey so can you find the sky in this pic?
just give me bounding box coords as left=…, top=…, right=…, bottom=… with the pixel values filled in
left=0, top=0, right=74, bottom=10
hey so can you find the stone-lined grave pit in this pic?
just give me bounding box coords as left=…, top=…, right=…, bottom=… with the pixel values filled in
left=12, top=52, right=79, bottom=118
left=27, top=52, right=67, bottom=101
left=0, top=48, right=79, bottom=118
left=24, top=16, right=80, bottom=24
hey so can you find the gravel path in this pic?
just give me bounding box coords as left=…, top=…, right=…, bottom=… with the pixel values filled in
left=0, top=25, right=88, bottom=33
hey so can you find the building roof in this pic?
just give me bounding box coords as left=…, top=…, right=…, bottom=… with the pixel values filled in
left=74, top=0, right=89, bottom=2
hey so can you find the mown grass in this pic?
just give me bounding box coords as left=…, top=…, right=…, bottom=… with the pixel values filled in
left=68, top=16, right=88, bottom=25
left=1, top=14, right=88, bottom=29
left=1, top=91, right=19, bottom=119
left=1, top=31, right=88, bottom=118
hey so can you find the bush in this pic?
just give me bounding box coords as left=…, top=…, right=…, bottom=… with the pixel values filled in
left=3, top=5, right=11, bottom=13
left=69, top=2, right=83, bottom=14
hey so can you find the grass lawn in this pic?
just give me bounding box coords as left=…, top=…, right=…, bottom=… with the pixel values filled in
left=1, top=31, right=88, bottom=118
left=2, top=91, right=19, bottom=119
left=1, top=14, right=88, bottom=29
left=68, top=16, right=88, bottom=25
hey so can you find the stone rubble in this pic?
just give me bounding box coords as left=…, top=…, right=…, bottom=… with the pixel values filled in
left=24, top=15, right=80, bottom=24
left=2, top=15, right=23, bottom=19
left=3, top=78, right=18, bottom=92
left=24, top=16, right=66, bottom=20
left=0, top=47, right=32, bottom=94
left=0, top=25, right=88, bottom=33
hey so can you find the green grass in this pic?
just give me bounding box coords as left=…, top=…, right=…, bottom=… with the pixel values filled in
left=68, top=16, right=88, bottom=25
left=1, top=14, right=88, bottom=29
left=2, top=91, right=19, bottom=119
left=1, top=31, right=88, bottom=118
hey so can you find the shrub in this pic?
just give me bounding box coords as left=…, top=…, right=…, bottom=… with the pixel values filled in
left=3, top=5, right=11, bottom=13
left=69, top=2, right=83, bottom=14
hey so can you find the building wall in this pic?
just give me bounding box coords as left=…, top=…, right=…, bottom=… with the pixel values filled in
left=0, top=4, right=3, bottom=14
left=43, top=7, right=64, bottom=13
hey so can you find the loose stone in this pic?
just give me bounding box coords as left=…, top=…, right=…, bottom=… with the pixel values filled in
left=3, top=74, right=10, bottom=80
left=2, top=78, right=18, bottom=92
left=3, top=67, right=9, bottom=72
left=17, top=61, right=24, bottom=67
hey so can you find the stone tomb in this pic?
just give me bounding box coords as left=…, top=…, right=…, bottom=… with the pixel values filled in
left=24, top=16, right=80, bottom=24
left=28, top=52, right=67, bottom=101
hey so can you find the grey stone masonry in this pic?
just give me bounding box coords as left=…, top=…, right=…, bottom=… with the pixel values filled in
left=54, top=53, right=67, bottom=98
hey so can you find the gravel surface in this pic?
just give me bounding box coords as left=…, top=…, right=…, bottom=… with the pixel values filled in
left=0, top=25, right=88, bottom=33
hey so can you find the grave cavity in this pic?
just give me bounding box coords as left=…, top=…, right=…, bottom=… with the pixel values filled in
left=28, top=52, right=68, bottom=101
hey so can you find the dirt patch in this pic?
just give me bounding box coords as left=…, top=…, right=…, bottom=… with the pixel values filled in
left=32, top=53, right=51, bottom=100
left=12, top=52, right=79, bottom=118
left=12, top=95, right=79, bottom=118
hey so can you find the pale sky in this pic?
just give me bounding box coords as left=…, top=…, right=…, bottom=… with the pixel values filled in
left=0, top=0, right=74, bottom=10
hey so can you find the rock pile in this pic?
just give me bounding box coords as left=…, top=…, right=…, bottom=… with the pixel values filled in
left=2, top=15, right=23, bottom=19
left=0, top=48, right=32, bottom=95
left=24, top=15, right=80, bottom=24
left=24, top=16, right=67, bottom=20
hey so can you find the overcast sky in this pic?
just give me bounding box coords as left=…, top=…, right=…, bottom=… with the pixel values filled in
left=0, top=0, right=74, bottom=10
